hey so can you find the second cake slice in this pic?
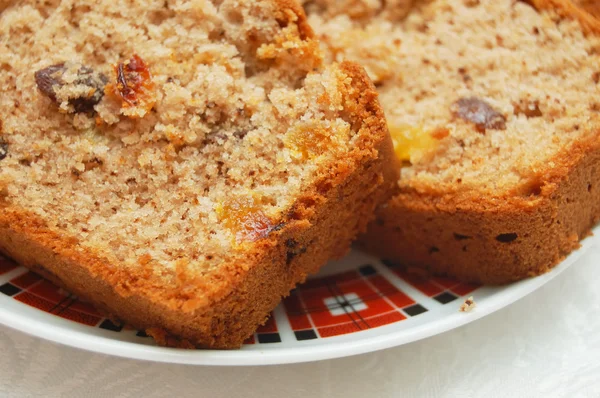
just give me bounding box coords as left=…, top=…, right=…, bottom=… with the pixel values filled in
left=305, top=0, right=600, bottom=283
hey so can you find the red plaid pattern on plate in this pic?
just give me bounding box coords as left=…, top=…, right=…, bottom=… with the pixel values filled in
left=0, top=254, right=483, bottom=345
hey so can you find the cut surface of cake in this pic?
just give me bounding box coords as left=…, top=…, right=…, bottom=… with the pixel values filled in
left=0, top=0, right=398, bottom=347
left=305, top=0, right=600, bottom=283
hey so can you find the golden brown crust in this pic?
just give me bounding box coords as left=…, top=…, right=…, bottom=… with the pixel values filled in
left=357, top=0, right=600, bottom=285
left=527, top=0, right=600, bottom=34
left=0, top=1, right=11, bottom=14
left=0, top=62, right=397, bottom=348
left=360, top=130, right=600, bottom=285
left=575, top=0, right=600, bottom=19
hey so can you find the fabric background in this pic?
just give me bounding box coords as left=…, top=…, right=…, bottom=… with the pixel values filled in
left=1, top=246, right=599, bottom=398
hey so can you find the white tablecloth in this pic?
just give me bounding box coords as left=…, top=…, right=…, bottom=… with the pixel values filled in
left=1, top=245, right=599, bottom=398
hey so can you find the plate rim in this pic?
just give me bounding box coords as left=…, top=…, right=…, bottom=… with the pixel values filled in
left=0, top=230, right=596, bottom=366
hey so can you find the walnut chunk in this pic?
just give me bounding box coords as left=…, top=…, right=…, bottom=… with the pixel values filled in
left=451, top=97, right=506, bottom=133
left=34, top=63, right=108, bottom=113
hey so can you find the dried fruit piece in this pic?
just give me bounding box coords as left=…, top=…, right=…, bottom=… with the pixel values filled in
left=286, top=125, right=332, bottom=159
left=35, top=64, right=67, bottom=101
left=284, top=120, right=348, bottom=159
left=69, top=66, right=109, bottom=112
left=496, top=233, right=518, bottom=242
left=216, top=196, right=275, bottom=242
left=0, top=140, right=8, bottom=161
left=451, top=97, right=506, bottom=133
left=35, top=63, right=108, bottom=113
left=109, top=54, right=156, bottom=116
left=389, top=124, right=441, bottom=163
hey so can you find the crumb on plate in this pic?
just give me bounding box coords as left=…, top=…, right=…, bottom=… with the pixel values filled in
left=459, top=296, right=476, bottom=312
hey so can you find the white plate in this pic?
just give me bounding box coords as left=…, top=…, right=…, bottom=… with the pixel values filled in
left=0, top=226, right=597, bottom=366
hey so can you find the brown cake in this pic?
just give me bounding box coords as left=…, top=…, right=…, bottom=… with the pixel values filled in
left=0, top=0, right=398, bottom=348
left=305, top=0, right=600, bottom=284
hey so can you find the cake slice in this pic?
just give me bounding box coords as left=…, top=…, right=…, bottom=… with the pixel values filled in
left=305, top=0, right=600, bottom=283
left=0, top=0, right=397, bottom=348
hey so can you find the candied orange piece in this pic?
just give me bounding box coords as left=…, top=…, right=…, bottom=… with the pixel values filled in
left=284, top=121, right=345, bottom=159
left=216, top=196, right=274, bottom=242
left=389, top=124, right=441, bottom=163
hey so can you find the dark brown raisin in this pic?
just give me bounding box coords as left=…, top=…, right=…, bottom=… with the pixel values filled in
left=70, top=66, right=108, bottom=112
left=0, top=140, right=7, bottom=161
left=34, top=63, right=107, bottom=113
left=35, top=64, right=66, bottom=101
left=496, top=233, right=518, bottom=243
left=451, top=97, right=506, bottom=133
left=593, top=71, right=600, bottom=84
left=514, top=99, right=543, bottom=118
